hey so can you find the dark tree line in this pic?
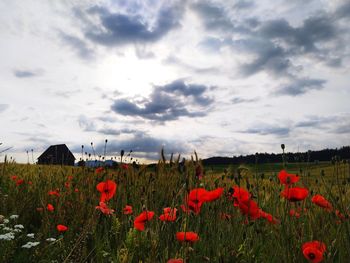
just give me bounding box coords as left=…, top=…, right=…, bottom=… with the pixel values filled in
left=202, top=146, right=350, bottom=165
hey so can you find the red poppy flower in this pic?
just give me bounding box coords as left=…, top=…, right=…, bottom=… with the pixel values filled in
left=74, top=188, right=79, bottom=192
left=95, top=167, right=104, bottom=174
left=278, top=170, right=299, bottom=185
left=65, top=182, right=70, bottom=188
left=167, top=259, right=183, bottom=263
left=281, top=187, right=308, bottom=202
left=47, top=204, right=54, bottom=212
left=159, top=207, right=177, bottom=222
left=57, top=224, right=68, bottom=232
left=176, top=232, right=199, bottom=243
left=48, top=190, right=60, bottom=197
left=311, top=195, right=332, bottom=211
left=96, top=180, right=117, bottom=202
left=237, top=199, right=261, bottom=220
left=302, top=241, right=326, bottom=263
left=123, top=205, right=133, bottom=215
left=205, top=188, right=224, bottom=202
left=181, top=188, right=208, bottom=214
left=335, top=210, right=346, bottom=221
left=11, top=175, right=18, bottom=181
left=96, top=202, right=115, bottom=215
left=134, top=211, right=154, bottom=231
left=189, top=188, right=208, bottom=203
left=230, top=187, right=251, bottom=207
left=16, top=179, right=25, bottom=186
left=67, top=175, right=73, bottom=181
left=121, top=164, right=129, bottom=170
left=259, top=211, right=279, bottom=224
left=289, top=209, right=301, bottom=218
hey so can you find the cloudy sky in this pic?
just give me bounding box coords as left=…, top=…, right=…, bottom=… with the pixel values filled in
left=1, top=0, right=350, bottom=163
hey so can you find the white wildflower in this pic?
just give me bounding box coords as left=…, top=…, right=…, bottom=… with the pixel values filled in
left=13, top=228, right=22, bottom=233
left=14, top=224, right=24, bottom=229
left=27, top=233, right=35, bottom=238
left=10, top=215, right=19, bottom=220
left=3, top=219, right=9, bottom=224
left=22, top=241, right=40, bottom=248
left=46, top=237, right=57, bottom=242
left=0, top=232, right=15, bottom=241
left=2, top=227, right=13, bottom=232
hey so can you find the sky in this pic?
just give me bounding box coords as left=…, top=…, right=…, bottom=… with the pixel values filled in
left=0, top=0, right=350, bottom=163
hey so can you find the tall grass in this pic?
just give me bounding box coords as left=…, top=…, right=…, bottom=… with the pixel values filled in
left=0, top=157, right=349, bottom=262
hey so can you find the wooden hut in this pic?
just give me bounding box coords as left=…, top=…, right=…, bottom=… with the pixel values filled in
left=37, top=144, right=75, bottom=166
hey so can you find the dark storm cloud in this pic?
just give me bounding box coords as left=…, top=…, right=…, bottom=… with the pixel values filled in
left=13, top=69, right=42, bottom=78
left=82, top=4, right=182, bottom=46
left=111, top=80, right=214, bottom=122
left=275, top=78, right=326, bottom=96
left=59, top=32, right=95, bottom=59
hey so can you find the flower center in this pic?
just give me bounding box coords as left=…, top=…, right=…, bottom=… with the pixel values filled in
left=308, top=253, right=315, bottom=259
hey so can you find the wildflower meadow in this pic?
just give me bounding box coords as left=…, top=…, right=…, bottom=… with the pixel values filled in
left=0, top=151, right=350, bottom=263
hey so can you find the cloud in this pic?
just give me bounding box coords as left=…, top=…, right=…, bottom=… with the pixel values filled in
left=135, top=45, right=155, bottom=59
left=242, top=126, right=290, bottom=136
left=105, top=134, right=186, bottom=154
left=82, top=4, right=182, bottom=46
left=0, top=104, right=9, bottom=113
left=233, top=0, right=255, bottom=10
left=59, top=32, right=95, bottom=60
left=335, top=1, right=350, bottom=19
left=192, top=2, right=348, bottom=96
left=191, top=1, right=252, bottom=34
left=231, top=97, right=259, bottom=104
left=294, top=114, right=350, bottom=135
left=78, top=115, right=142, bottom=135
left=333, top=124, right=350, bottom=134
left=295, top=115, right=335, bottom=128
left=13, top=69, right=43, bottom=78
left=73, top=133, right=187, bottom=160
left=78, top=115, right=96, bottom=132
left=163, top=55, right=220, bottom=74
left=111, top=79, right=214, bottom=122
left=97, top=127, right=140, bottom=136
left=275, top=78, right=326, bottom=96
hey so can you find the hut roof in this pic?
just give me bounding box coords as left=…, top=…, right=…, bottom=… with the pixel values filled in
left=38, top=144, right=75, bottom=161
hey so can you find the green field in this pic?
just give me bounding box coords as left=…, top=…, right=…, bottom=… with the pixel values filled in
left=0, top=159, right=349, bottom=262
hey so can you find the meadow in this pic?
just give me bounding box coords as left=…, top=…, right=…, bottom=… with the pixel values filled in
left=0, top=155, right=349, bottom=263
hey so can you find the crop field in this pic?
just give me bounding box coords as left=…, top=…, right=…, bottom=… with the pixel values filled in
left=0, top=158, right=350, bottom=263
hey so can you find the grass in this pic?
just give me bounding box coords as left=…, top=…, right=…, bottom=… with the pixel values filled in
left=0, top=157, right=350, bottom=262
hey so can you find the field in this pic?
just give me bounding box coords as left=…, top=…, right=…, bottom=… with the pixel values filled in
left=1, top=158, right=350, bottom=263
